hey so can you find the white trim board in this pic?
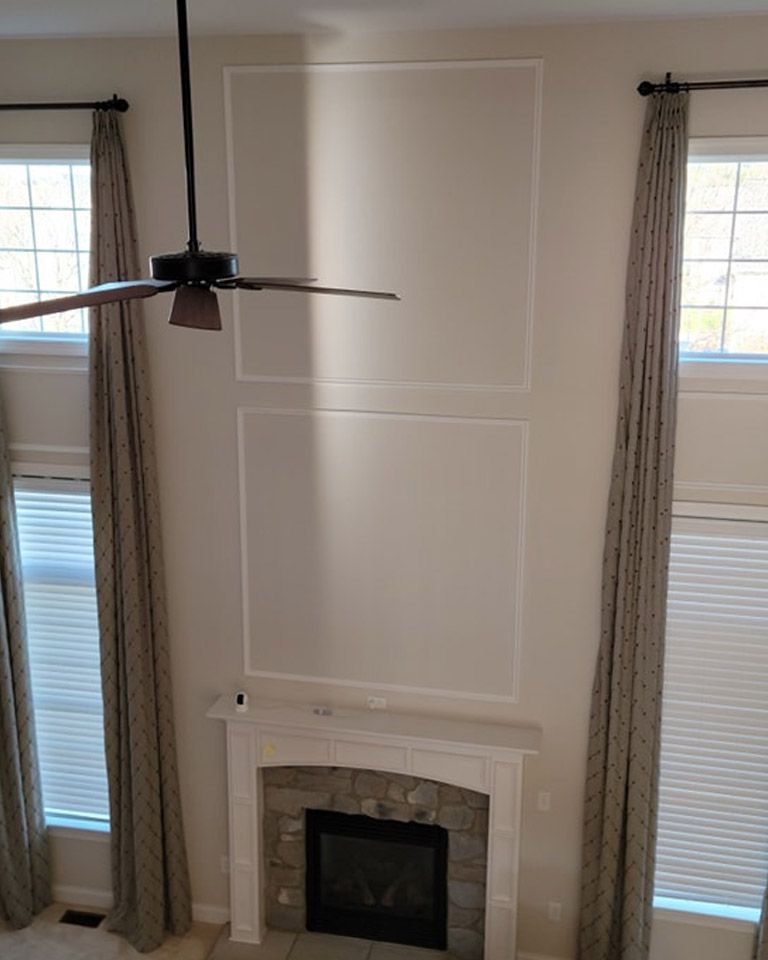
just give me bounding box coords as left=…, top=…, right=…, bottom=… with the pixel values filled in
left=224, top=58, right=542, bottom=393
left=50, top=884, right=229, bottom=926
left=517, top=954, right=571, bottom=960
left=237, top=406, right=528, bottom=703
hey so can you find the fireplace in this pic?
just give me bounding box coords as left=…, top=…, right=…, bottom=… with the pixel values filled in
left=207, top=695, right=541, bottom=959
left=305, top=809, right=448, bottom=950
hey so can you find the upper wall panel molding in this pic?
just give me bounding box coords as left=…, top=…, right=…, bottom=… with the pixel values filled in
left=225, top=59, right=543, bottom=395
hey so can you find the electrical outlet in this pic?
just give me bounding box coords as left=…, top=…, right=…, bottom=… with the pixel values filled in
left=547, top=901, right=562, bottom=923
left=537, top=791, right=552, bottom=812
left=220, top=855, right=230, bottom=875
left=367, top=696, right=387, bottom=710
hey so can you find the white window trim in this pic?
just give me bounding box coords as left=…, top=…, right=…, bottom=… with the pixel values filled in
left=652, top=499, right=768, bottom=929
left=12, top=460, right=111, bottom=836
left=47, top=818, right=110, bottom=842
left=653, top=903, right=757, bottom=934
left=0, top=144, right=90, bottom=365
left=681, top=136, right=768, bottom=389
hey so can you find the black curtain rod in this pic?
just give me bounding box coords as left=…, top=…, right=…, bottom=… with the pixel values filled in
left=0, top=94, right=129, bottom=113
left=638, top=71, right=768, bottom=97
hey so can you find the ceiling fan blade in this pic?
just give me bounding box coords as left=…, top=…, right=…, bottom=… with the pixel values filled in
left=168, top=285, right=222, bottom=330
left=0, top=279, right=177, bottom=324
left=216, top=277, right=317, bottom=288
left=231, top=278, right=400, bottom=301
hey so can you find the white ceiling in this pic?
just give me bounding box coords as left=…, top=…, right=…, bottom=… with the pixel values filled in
left=1, top=0, right=767, bottom=38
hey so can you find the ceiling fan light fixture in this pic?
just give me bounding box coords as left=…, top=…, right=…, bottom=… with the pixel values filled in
left=168, top=285, right=222, bottom=330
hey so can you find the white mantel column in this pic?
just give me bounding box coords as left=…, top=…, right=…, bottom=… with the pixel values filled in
left=226, top=723, right=264, bottom=943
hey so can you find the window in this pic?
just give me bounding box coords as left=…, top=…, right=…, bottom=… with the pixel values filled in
left=654, top=506, right=768, bottom=922
left=682, top=140, right=768, bottom=360
left=14, top=476, right=109, bottom=831
left=0, top=146, right=90, bottom=352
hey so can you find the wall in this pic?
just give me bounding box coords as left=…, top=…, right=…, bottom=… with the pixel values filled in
left=1, top=13, right=768, bottom=959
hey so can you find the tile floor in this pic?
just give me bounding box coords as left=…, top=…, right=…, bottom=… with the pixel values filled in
left=209, top=928, right=456, bottom=960
left=0, top=903, right=221, bottom=960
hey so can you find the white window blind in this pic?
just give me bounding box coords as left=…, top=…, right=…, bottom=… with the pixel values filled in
left=14, top=478, right=109, bottom=828
left=655, top=514, right=768, bottom=921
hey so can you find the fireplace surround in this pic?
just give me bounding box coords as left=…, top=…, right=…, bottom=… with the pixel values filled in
left=262, top=765, right=488, bottom=958
left=208, top=696, right=540, bottom=960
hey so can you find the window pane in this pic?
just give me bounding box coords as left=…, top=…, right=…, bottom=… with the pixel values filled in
left=40, top=308, right=87, bottom=335
left=729, top=262, right=768, bottom=308
left=723, top=309, right=768, bottom=354
left=0, top=209, right=34, bottom=250
left=76, top=210, right=91, bottom=250
left=0, top=157, right=90, bottom=343
left=732, top=213, right=768, bottom=260
left=682, top=260, right=729, bottom=307
left=0, top=164, right=30, bottom=206
left=71, top=165, right=90, bottom=208
left=32, top=209, right=76, bottom=251
left=657, top=517, right=768, bottom=916
left=679, top=308, right=724, bottom=354
left=15, top=482, right=109, bottom=826
left=0, top=250, right=36, bottom=290
left=737, top=162, right=768, bottom=211
left=0, top=291, right=42, bottom=333
left=684, top=213, right=733, bottom=260
left=687, top=162, right=738, bottom=212
left=28, top=165, right=73, bottom=208
left=37, top=252, right=79, bottom=292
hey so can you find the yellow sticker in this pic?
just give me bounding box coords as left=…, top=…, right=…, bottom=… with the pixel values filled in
left=263, top=743, right=277, bottom=758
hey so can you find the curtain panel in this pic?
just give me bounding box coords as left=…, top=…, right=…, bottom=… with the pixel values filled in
left=577, top=92, right=689, bottom=960
left=0, top=397, right=50, bottom=928
left=89, top=110, right=191, bottom=953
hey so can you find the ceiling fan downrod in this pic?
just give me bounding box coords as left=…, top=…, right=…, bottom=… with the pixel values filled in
left=150, top=0, right=239, bottom=284
left=176, top=0, right=199, bottom=254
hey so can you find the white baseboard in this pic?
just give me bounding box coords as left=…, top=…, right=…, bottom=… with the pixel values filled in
left=192, top=903, right=229, bottom=925
left=52, top=884, right=112, bottom=910
left=517, top=952, right=572, bottom=960
left=51, top=885, right=228, bottom=927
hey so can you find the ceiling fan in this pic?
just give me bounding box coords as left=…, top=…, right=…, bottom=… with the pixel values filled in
left=0, top=0, right=399, bottom=332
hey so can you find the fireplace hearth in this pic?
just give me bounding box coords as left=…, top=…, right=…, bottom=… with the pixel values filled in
left=306, top=809, right=448, bottom=949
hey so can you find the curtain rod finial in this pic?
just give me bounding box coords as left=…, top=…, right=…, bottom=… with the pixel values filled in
left=94, top=95, right=130, bottom=113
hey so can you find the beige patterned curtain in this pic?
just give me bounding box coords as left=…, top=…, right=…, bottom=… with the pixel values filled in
left=89, top=110, right=191, bottom=952
left=578, top=92, right=688, bottom=960
left=0, top=399, right=50, bottom=928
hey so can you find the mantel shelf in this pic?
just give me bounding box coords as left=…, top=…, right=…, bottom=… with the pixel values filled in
left=207, top=694, right=541, bottom=756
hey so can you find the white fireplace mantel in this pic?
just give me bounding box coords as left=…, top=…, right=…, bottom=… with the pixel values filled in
left=207, top=695, right=541, bottom=960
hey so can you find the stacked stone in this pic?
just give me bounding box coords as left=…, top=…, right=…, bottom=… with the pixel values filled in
left=262, top=766, right=488, bottom=960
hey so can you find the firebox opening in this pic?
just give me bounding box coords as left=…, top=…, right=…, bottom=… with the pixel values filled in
left=305, top=808, right=449, bottom=950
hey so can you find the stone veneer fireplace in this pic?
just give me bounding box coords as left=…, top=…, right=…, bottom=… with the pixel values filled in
left=263, top=766, right=489, bottom=959
left=207, top=696, right=540, bottom=960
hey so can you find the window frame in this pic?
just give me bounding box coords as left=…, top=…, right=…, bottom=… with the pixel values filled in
left=680, top=136, right=768, bottom=391
left=653, top=499, right=768, bottom=929
left=12, top=460, right=110, bottom=837
left=0, top=143, right=90, bottom=364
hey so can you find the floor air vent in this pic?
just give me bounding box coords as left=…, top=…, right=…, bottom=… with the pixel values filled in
left=59, top=909, right=105, bottom=928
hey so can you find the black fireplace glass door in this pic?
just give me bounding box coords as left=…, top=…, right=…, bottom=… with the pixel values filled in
left=306, top=809, right=448, bottom=949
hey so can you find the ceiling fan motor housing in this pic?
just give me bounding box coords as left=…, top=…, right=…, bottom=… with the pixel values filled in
left=150, top=250, right=239, bottom=283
